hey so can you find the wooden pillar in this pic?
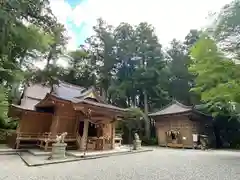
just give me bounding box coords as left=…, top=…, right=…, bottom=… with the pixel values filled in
left=80, top=119, right=89, bottom=151
left=16, top=120, right=21, bottom=133
left=74, top=113, right=80, bottom=135
left=111, top=120, right=116, bottom=149
left=16, top=112, right=24, bottom=133
left=50, top=116, right=59, bottom=135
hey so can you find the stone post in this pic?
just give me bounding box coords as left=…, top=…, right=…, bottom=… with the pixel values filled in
left=51, top=143, right=67, bottom=159
left=80, top=119, right=89, bottom=151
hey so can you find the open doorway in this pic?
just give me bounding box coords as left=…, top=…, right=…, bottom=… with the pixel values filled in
left=36, top=106, right=55, bottom=114
left=78, top=121, right=102, bottom=137
left=88, top=123, right=97, bottom=137
left=171, top=132, right=177, bottom=140
left=78, top=121, right=84, bottom=137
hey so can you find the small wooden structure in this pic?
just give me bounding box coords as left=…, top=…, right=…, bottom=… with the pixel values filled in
left=8, top=81, right=126, bottom=151
left=149, top=101, right=213, bottom=148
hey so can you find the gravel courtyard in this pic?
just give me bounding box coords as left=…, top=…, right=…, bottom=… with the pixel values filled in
left=0, top=148, right=239, bottom=180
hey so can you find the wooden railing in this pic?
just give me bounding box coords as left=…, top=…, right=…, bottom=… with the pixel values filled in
left=16, top=132, right=41, bottom=149
left=38, top=132, right=76, bottom=142
left=86, top=136, right=112, bottom=151
left=14, top=132, right=115, bottom=151
left=17, top=132, right=40, bottom=140
left=15, top=132, right=77, bottom=150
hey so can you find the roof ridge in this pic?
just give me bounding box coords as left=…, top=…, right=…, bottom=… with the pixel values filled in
left=74, top=86, right=106, bottom=103
left=58, top=80, right=85, bottom=91
left=151, top=100, right=191, bottom=113
left=152, top=101, right=175, bottom=113
left=25, top=96, right=42, bottom=101
left=173, top=100, right=192, bottom=109
left=148, top=100, right=192, bottom=116
left=75, top=88, right=94, bottom=99
left=80, top=86, right=94, bottom=94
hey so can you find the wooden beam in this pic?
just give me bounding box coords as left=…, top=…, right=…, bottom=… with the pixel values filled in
left=74, top=104, right=125, bottom=116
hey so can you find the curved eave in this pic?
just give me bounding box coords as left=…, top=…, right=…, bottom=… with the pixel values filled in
left=36, top=93, right=127, bottom=116
left=74, top=100, right=128, bottom=117
left=8, top=104, right=35, bottom=119
left=35, top=93, right=72, bottom=108
left=148, top=100, right=193, bottom=117
left=149, top=110, right=192, bottom=118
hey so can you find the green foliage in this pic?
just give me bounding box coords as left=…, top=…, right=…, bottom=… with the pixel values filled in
left=167, top=39, right=192, bottom=105
left=0, top=0, right=66, bottom=122
left=0, top=86, right=10, bottom=128
left=189, top=35, right=240, bottom=116
left=1, top=0, right=240, bottom=147
left=213, top=0, right=240, bottom=55
left=141, top=137, right=158, bottom=146
left=109, top=22, right=168, bottom=110
left=60, top=49, right=96, bottom=87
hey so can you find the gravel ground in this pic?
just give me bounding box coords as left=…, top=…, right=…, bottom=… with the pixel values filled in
left=0, top=148, right=239, bottom=180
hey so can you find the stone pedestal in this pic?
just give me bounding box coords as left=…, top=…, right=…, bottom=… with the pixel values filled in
left=133, top=140, right=142, bottom=150
left=51, top=143, right=67, bottom=159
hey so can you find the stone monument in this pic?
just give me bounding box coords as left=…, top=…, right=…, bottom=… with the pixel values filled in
left=49, top=132, right=68, bottom=160
left=133, top=133, right=141, bottom=150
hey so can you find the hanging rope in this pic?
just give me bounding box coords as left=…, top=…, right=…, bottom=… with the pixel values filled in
left=166, top=130, right=180, bottom=136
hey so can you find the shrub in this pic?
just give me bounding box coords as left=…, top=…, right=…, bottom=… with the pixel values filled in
left=142, top=136, right=158, bottom=146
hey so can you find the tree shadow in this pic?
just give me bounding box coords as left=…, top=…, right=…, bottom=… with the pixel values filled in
left=214, top=115, right=240, bottom=149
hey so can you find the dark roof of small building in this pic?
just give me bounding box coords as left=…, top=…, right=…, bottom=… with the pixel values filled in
left=148, top=101, right=193, bottom=116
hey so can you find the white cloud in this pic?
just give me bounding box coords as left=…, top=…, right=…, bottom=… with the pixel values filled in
left=50, top=0, right=232, bottom=50
left=49, top=0, right=79, bottom=50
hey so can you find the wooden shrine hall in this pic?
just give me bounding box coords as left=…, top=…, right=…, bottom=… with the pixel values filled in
left=149, top=101, right=214, bottom=149
left=8, top=81, right=127, bottom=151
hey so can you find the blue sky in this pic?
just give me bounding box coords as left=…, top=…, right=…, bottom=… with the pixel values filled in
left=66, top=0, right=85, bottom=7
left=49, top=0, right=232, bottom=50
left=65, top=0, right=89, bottom=46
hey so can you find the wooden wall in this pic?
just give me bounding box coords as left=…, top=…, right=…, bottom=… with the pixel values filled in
left=102, top=122, right=112, bottom=138
left=50, top=101, right=78, bottom=135
left=19, top=111, right=52, bottom=133
left=46, top=98, right=117, bottom=147
left=155, top=115, right=195, bottom=148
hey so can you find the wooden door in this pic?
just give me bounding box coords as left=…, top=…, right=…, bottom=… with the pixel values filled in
left=157, top=128, right=166, bottom=146
left=95, top=138, right=104, bottom=150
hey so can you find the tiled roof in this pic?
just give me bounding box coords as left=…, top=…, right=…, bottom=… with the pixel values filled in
left=16, top=84, right=51, bottom=110
left=11, top=81, right=86, bottom=111
left=23, top=84, right=51, bottom=100
left=148, top=101, right=192, bottom=116
left=11, top=80, right=126, bottom=113
left=52, top=81, right=85, bottom=99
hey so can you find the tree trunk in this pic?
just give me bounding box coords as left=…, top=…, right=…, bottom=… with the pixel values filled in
left=143, top=90, right=150, bottom=139
left=46, top=50, right=53, bottom=69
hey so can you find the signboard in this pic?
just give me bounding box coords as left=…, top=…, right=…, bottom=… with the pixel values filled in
left=192, top=134, right=198, bottom=142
